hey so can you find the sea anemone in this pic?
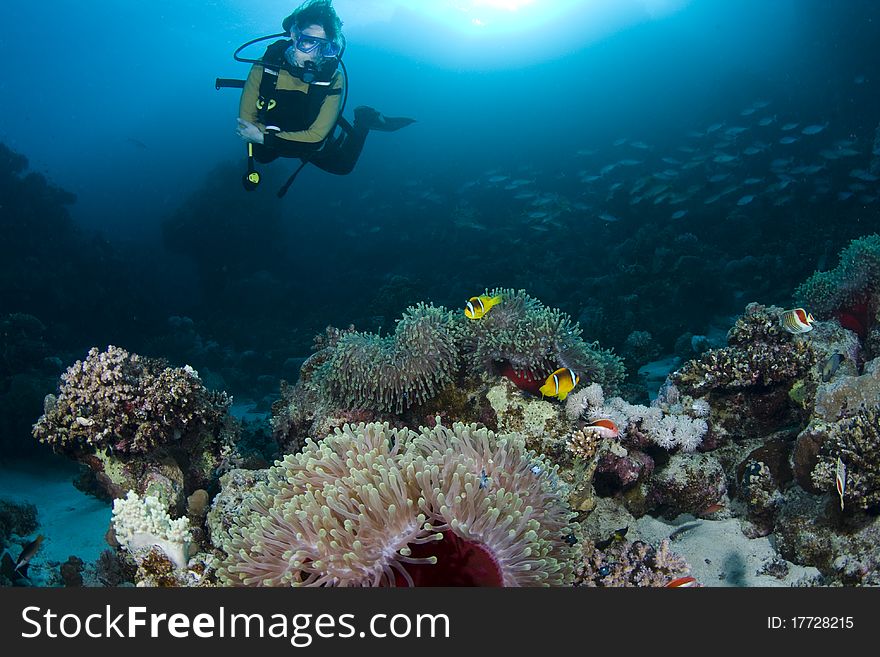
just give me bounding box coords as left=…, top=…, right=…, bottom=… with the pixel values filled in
left=215, top=421, right=575, bottom=587
left=318, top=303, right=459, bottom=413
left=456, top=288, right=625, bottom=394
left=794, top=234, right=880, bottom=336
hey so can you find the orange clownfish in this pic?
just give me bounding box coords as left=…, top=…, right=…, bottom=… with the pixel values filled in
left=539, top=367, right=579, bottom=401
left=587, top=418, right=620, bottom=439
left=464, top=294, right=502, bottom=320
left=779, top=307, right=815, bottom=334
left=665, top=576, right=698, bottom=588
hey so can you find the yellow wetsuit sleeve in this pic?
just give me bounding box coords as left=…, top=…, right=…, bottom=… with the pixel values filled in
left=238, top=64, right=263, bottom=124
left=266, top=72, right=344, bottom=145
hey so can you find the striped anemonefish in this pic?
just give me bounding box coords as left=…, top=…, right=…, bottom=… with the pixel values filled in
left=539, top=367, right=579, bottom=401
left=464, top=294, right=502, bottom=320
left=779, top=307, right=815, bottom=334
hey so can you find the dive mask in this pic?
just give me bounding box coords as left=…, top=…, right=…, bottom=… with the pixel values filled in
left=290, top=28, right=340, bottom=58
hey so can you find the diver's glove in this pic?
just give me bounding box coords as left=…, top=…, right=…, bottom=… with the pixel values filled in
left=237, top=118, right=265, bottom=144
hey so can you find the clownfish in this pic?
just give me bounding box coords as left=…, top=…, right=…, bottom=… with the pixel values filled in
left=587, top=418, right=620, bottom=439
left=464, top=294, right=502, bottom=320
left=779, top=307, right=815, bottom=334
left=539, top=367, right=579, bottom=401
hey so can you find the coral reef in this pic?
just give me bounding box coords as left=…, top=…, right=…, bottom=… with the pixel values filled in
left=32, top=346, right=238, bottom=508
left=575, top=538, right=691, bottom=586
left=0, top=499, right=38, bottom=546
left=620, top=330, right=662, bottom=376
left=111, top=490, right=193, bottom=570
left=647, top=452, right=727, bottom=518
left=774, top=487, right=880, bottom=586
left=567, top=382, right=709, bottom=453
left=214, top=421, right=575, bottom=587
left=811, top=406, right=880, bottom=512
left=793, top=358, right=880, bottom=507
left=672, top=303, right=816, bottom=394
left=34, top=346, right=231, bottom=455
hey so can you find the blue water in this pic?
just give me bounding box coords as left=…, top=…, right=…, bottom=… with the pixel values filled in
left=1, top=0, right=878, bottom=586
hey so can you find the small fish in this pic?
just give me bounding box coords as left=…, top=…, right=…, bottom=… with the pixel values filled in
left=781, top=122, right=800, bottom=131
left=668, top=522, right=701, bottom=540
left=587, top=418, right=620, bottom=439
left=821, top=353, right=845, bottom=382
left=598, top=212, right=620, bottom=223
left=665, top=576, right=698, bottom=588
left=598, top=564, right=613, bottom=576
left=486, top=175, right=508, bottom=183
left=850, top=169, right=880, bottom=182
left=779, top=136, right=799, bottom=145
left=464, top=294, right=502, bottom=320
left=779, top=308, right=815, bottom=334
left=697, top=502, right=725, bottom=517
left=14, top=534, right=45, bottom=574
left=539, top=367, right=580, bottom=401
left=836, top=456, right=846, bottom=510
left=801, top=123, right=828, bottom=135
left=670, top=210, right=688, bottom=220
left=736, top=194, right=755, bottom=206
left=478, top=468, right=490, bottom=490
left=712, top=153, right=738, bottom=163
left=596, top=527, right=629, bottom=550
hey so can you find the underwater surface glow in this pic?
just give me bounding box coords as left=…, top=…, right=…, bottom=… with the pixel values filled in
left=329, top=0, right=693, bottom=70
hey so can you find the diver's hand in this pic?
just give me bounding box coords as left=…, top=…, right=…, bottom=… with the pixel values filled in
left=237, top=118, right=265, bottom=144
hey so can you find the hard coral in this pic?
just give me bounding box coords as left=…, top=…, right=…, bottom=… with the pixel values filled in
left=672, top=303, right=815, bottom=395
left=812, top=405, right=880, bottom=511
left=216, top=421, right=575, bottom=587
left=575, top=538, right=690, bottom=586
left=33, top=345, right=231, bottom=455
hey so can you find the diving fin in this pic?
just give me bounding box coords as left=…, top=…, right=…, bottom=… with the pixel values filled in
left=354, top=106, right=416, bottom=132
left=371, top=116, right=416, bottom=132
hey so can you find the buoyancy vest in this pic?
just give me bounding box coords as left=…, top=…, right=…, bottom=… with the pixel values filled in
left=255, top=40, right=341, bottom=133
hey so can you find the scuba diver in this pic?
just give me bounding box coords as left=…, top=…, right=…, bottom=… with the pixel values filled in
left=230, top=0, right=415, bottom=196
